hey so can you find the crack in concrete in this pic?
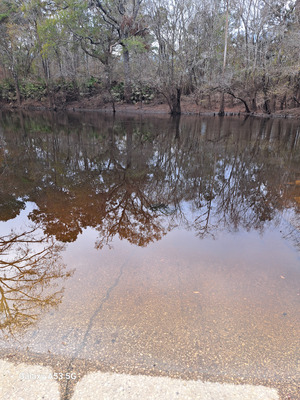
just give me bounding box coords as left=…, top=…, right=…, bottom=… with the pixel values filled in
left=61, top=259, right=127, bottom=400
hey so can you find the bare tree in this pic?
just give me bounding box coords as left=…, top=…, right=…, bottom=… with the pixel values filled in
left=0, top=227, right=73, bottom=335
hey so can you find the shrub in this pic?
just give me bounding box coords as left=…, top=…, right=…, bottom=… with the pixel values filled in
left=0, top=79, right=16, bottom=101
left=20, top=81, right=47, bottom=100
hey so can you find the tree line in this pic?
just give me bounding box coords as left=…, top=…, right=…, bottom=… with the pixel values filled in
left=0, top=0, right=300, bottom=114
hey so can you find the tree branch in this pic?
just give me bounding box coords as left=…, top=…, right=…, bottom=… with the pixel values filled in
left=94, top=0, right=119, bottom=28
left=226, top=89, right=251, bottom=113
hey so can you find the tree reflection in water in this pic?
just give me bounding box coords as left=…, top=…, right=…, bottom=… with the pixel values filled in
left=0, top=226, right=72, bottom=336
left=0, top=110, right=299, bottom=250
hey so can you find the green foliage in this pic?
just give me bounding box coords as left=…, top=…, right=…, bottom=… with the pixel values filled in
left=20, top=81, right=47, bottom=100
left=58, top=0, right=113, bottom=64
left=111, top=82, right=124, bottom=101
left=56, top=78, right=80, bottom=101
left=111, top=82, right=154, bottom=103
left=0, top=0, right=18, bottom=17
left=0, top=79, right=16, bottom=101
left=0, top=79, right=48, bottom=102
left=86, top=76, right=99, bottom=89
left=37, top=16, right=62, bottom=58
left=0, top=13, right=9, bottom=23
left=77, top=76, right=102, bottom=96
left=131, top=84, right=155, bottom=103
left=123, top=37, right=148, bottom=53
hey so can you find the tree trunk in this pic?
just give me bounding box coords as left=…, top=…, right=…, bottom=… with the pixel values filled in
left=219, top=92, right=225, bottom=116
left=123, top=47, right=132, bottom=103
left=252, top=97, right=257, bottom=111
left=264, top=99, right=271, bottom=114
left=293, top=96, right=300, bottom=106
left=170, top=87, right=181, bottom=115
left=280, top=94, right=286, bottom=110
left=218, top=0, right=229, bottom=116
left=262, top=75, right=271, bottom=114
left=226, top=90, right=250, bottom=114
left=12, top=71, right=21, bottom=106
left=271, top=94, right=276, bottom=113
left=45, top=80, right=55, bottom=109
left=35, top=20, right=55, bottom=109
left=103, top=62, right=112, bottom=91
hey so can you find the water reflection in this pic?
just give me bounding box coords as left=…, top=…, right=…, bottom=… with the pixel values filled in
left=0, top=225, right=72, bottom=335
left=0, top=110, right=298, bottom=249
left=0, top=111, right=299, bottom=398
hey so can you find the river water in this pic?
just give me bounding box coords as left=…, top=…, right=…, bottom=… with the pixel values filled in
left=0, top=111, right=299, bottom=399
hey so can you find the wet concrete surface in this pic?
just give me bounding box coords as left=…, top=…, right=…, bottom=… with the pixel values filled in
left=0, top=225, right=299, bottom=399
left=0, top=113, right=299, bottom=399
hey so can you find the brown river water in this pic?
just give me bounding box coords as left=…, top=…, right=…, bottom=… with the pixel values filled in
left=0, top=111, right=299, bottom=399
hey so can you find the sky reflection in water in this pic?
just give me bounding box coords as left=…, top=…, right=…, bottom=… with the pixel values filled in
left=0, top=111, right=299, bottom=396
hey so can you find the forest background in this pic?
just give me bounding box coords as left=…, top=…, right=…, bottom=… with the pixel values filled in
left=1, top=0, right=300, bottom=115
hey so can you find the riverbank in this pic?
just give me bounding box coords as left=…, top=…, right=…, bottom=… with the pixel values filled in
left=1, top=95, right=300, bottom=119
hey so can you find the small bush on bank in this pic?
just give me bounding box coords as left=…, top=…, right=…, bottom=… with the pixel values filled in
left=130, top=84, right=154, bottom=104
left=20, top=81, right=47, bottom=100
left=0, top=79, right=16, bottom=102
left=111, top=82, right=124, bottom=101
left=111, top=82, right=155, bottom=103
